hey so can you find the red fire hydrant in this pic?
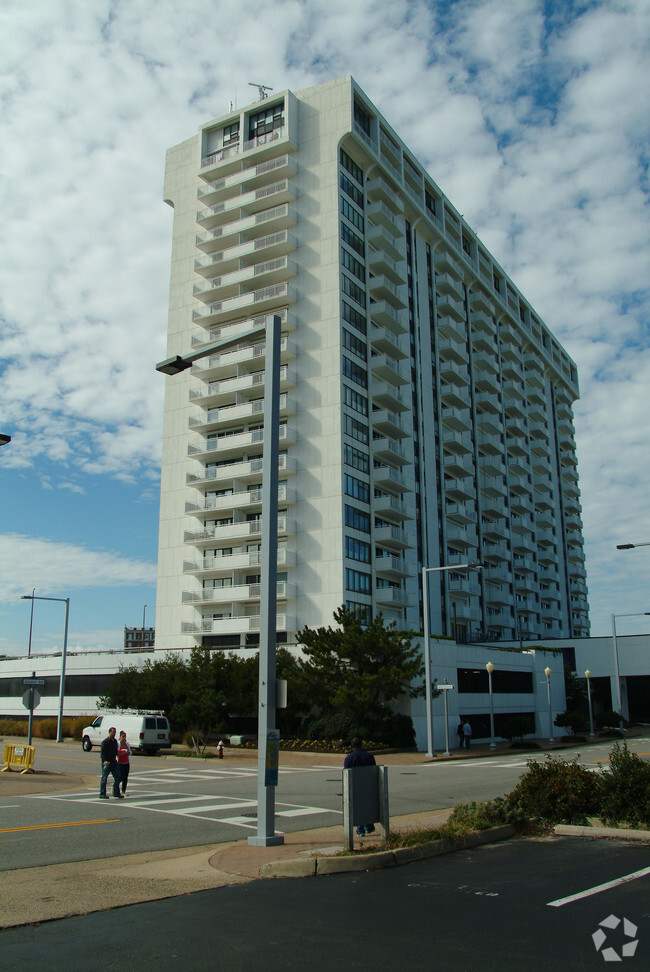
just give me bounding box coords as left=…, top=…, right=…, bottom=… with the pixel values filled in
left=217, top=740, right=224, bottom=759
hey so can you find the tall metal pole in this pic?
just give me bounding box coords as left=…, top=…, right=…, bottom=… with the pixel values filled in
left=610, top=613, right=623, bottom=728
left=545, top=666, right=553, bottom=744
left=249, top=314, right=283, bottom=846
left=27, top=588, right=35, bottom=658
left=142, top=604, right=147, bottom=646
left=585, top=670, right=595, bottom=738
left=56, top=598, right=70, bottom=743
left=486, top=661, right=496, bottom=750
left=422, top=568, right=435, bottom=758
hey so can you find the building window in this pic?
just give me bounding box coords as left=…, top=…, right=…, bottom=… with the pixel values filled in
left=342, top=300, right=366, bottom=335
left=340, top=148, right=364, bottom=186
left=344, top=474, right=370, bottom=504
left=342, top=274, right=366, bottom=309
left=342, top=327, right=367, bottom=361
left=340, top=173, right=364, bottom=209
left=340, top=197, right=364, bottom=232
left=345, top=504, right=370, bottom=533
left=346, top=567, right=371, bottom=593
left=343, top=414, right=369, bottom=444
left=341, top=247, right=365, bottom=282
left=425, top=190, right=437, bottom=217
left=344, top=443, right=369, bottom=474
left=342, top=356, right=367, bottom=388
left=345, top=536, right=371, bottom=563
left=354, top=100, right=371, bottom=137
left=248, top=102, right=284, bottom=139
left=345, top=600, right=372, bottom=623
left=222, top=122, right=240, bottom=146
left=341, top=222, right=365, bottom=257
left=343, top=384, right=368, bottom=415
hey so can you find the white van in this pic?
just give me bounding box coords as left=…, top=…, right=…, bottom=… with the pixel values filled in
left=81, top=711, right=170, bottom=755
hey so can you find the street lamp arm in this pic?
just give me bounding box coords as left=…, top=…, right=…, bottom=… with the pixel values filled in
left=616, top=542, right=650, bottom=549
left=156, top=324, right=267, bottom=375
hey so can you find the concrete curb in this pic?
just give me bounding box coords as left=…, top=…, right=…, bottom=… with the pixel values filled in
left=258, top=824, right=515, bottom=879
left=555, top=824, right=650, bottom=842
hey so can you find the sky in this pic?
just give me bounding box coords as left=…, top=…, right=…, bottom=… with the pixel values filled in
left=1, top=0, right=649, bottom=658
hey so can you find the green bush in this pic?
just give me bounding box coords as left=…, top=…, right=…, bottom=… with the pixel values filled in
left=554, top=711, right=589, bottom=736
left=505, top=754, right=601, bottom=825
left=595, top=709, right=623, bottom=730
left=599, top=742, right=650, bottom=828
left=500, top=715, right=535, bottom=744
left=300, top=712, right=415, bottom=748
left=0, top=719, right=27, bottom=737
left=448, top=797, right=525, bottom=830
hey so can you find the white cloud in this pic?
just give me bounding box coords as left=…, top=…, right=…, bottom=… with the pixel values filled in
left=0, top=0, right=648, bottom=640
left=0, top=534, right=156, bottom=603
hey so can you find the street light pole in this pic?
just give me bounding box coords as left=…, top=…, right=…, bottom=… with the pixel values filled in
left=156, top=313, right=283, bottom=847
left=27, top=587, right=35, bottom=658
left=486, top=661, right=496, bottom=750
left=585, top=669, right=595, bottom=738
left=421, top=562, right=482, bottom=758
left=544, top=666, right=553, bottom=744
left=20, top=594, right=70, bottom=743
left=610, top=611, right=650, bottom=728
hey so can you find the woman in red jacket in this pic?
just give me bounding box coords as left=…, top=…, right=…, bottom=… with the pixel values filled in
left=117, top=730, right=132, bottom=796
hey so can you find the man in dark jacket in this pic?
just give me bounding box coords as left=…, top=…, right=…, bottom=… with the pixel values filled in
left=343, top=737, right=376, bottom=835
left=99, top=726, right=123, bottom=799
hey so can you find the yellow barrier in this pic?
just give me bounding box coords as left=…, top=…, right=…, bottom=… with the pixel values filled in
left=2, top=744, right=36, bottom=774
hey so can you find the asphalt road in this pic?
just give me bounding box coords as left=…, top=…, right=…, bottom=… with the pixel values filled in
left=2, top=736, right=648, bottom=871
left=1, top=837, right=649, bottom=970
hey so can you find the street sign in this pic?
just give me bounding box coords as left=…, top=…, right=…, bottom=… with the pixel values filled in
left=438, top=684, right=455, bottom=690
left=23, top=678, right=45, bottom=686
left=22, top=689, right=40, bottom=709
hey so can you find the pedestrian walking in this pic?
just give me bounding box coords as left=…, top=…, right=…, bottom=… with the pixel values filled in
left=463, top=719, right=472, bottom=750
left=456, top=719, right=465, bottom=750
left=117, top=730, right=132, bottom=796
left=343, top=736, right=377, bottom=836
left=99, top=726, right=123, bottom=799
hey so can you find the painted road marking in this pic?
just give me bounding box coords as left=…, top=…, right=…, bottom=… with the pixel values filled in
left=0, top=818, right=119, bottom=834
left=547, top=866, right=650, bottom=907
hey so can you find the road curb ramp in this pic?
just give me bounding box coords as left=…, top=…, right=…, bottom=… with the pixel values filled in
left=258, top=824, right=516, bottom=879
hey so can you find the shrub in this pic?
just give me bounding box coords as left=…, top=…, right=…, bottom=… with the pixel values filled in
left=33, top=719, right=58, bottom=739
left=500, top=715, right=535, bottom=744
left=554, top=711, right=588, bottom=736
left=505, top=754, right=601, bottom=825
left=595, top=709, right=623, bottom=730
left=599, top=742, right=650, bottom=828
left=300, top=712, right=415, bottom=748
left=0, top=719, right=27, bottom=737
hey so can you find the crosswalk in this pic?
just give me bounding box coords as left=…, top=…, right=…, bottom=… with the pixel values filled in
left=31, top=763, right=341, bottom=831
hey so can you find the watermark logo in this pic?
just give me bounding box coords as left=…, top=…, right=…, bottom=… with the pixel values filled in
left=592, top=914, right=639, bottom=961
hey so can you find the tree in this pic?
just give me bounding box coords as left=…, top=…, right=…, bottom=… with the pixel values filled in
left=171, top=648, right=228, bottom=754
left=297, top=607, right=425, bottom=725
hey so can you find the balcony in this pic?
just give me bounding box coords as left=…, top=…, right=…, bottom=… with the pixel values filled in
left=191, top=335, right=297, bottom=380
left=441, top=406, right=472, bottom=433
left=435, top=249, right=463, bottom=280
left=186, top=454, right=296, bottom=490
left=192, top=282, right=296, bottom=328
left=196, top=180, right=296, bottom=229
left=367, top=200, right=402, bottom=236
left=370, top=379, right=408, bottom=412
left=373, top=493, right=411, bottom=522
left=435, top=273, right=464, bottom=301
left=370, top=353, right=408, bottom=385
left=368, top=275, right=407, bottom=308
left=372, top=408, right=408, bottom=439
left=438, top=338, right=469, bottom=366
left=195, top=204, right=298, bottom=254
left=373, top=465, right=411, bottom=494
left=373, top=524, right=414, bottom=550
left=436, top=295, right=465, bottom=322
left=443, top=453, right=474, bottom=478
left=182, top=580, right=295, bottom=607
left=366, top=223, right=405, bottom=262
left=372, top=436, right=411, bottom=465
left=375, top=555, right=413, bottom=581
left=445, top=523, right=476, bottom=549
left=188, top=393, right=295, bottom=433
left=369, top=300, right=408, bottom=334
left=443, top=476, right=476, bottom=502
left=444, top=501, right=477, bottom=525
left=183, top=514, right=294, bottom=546
left=369, top=325, right=408, bottom=360
left=375, top=586, right=411, bottom=607
left=198, top=155, right=297, bottom=203
left=469, top=290, right=495, bottom=317
left=193, top=257, right=297, bottom=302
left=183, top=548, right=295, bottom=577
left=185, top=484, right=296, bottom=519
left=188, top=423, right=296, bottom=462
left=189, top=365, right=296, bottom=408
left=182, top=613, right=297, bottom=636
left=367, top=248, right=406, bottom=284
left=194, top=232, right=297, bottom=278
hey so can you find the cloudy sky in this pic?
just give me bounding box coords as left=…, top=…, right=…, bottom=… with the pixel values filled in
left=1, top=0, right=648, bottom=657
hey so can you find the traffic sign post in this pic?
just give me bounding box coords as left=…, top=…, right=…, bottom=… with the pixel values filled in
left=438, top=682, right=455, bottom=756
left=22, top=673, right=43, bottom=746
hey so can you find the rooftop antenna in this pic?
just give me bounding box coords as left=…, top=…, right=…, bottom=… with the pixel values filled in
left=249, top=82, right=273, bottom=101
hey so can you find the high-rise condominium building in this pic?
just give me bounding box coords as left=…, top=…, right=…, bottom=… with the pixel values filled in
left=155, top=76, right=589, bottom=653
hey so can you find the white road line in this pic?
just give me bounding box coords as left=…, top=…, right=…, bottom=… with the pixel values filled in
left=547, top=866, right=650, bottom=907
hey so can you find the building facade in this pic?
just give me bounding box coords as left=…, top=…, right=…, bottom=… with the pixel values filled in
left=155, top=76, right=589, bottom=653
